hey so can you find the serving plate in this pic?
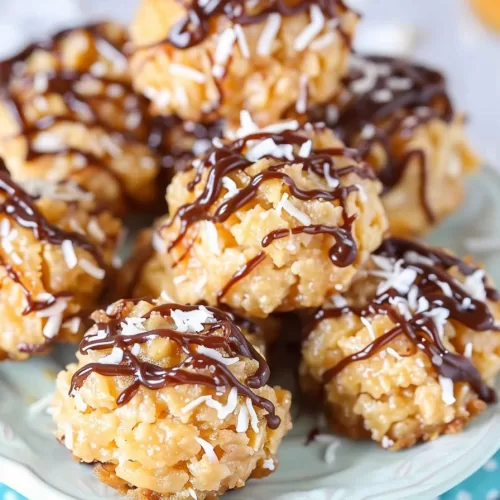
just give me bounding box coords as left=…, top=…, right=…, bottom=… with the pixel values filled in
left=0, top=169, right=499, bottom=500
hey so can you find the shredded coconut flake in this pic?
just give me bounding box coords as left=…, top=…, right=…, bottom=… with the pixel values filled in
left=62, top=240, right=78, bottom=269
left=438, top=376, right=456, bottom=405
left=43, top=313, right=63, bottom=339
left=222, top=176, right=239, bottom=199
left=298, top=140, right=312, bottom=158
left=197, top=345, right=239, bottom=365
left=296, top=74, right=309, bottom=113
left=257, top=13, right=282, bottom=56
left=170, top=63, right=206, bottom=84
left=36, top=297, right=68, bottom=318
left=323, top=163, right=339, bottom=188
left=462, top=269, right=487, bottom=302
left=360, top=316, right=376, bottom=341
left=376, top=260, right=418, bottom=296
left=33, top=133, right=64, bottom=152
left=425, top=307, right=450, bottom=341
left=310, top=31, right=335, bottom=51
left=464, top=342, right=473, bottom=359
left=195, top=437, right=218, bottom=463
left=262, top=458, right=275, bottom=470
left=234, top=24, right=250, bottom=58
left=120, top=317, right=147, bottom=336
left=204, top=221, right=220, bottom=255
left=386, top=347, right=403, bottom=360
left=87, top=218, right=106, bottom=243
left=213, top=27, right=237, bottom=78
left=170, top=306, right=215, bottom=333
left=79, top=259, right=105, bottom=280
left=294, top=5, right=325, bottom=51
left=0, top=219, right=10, bottom=238
left=181, top=395, right=213, bottom=414
left=262, top=120, right=300, bottom=134
left=277, top=194, right=311, bottom=225
left=246, top=138, right=294, bottom=162
left=381, top=436, right=395, bottom=449
left=63, top=317, right=81, bottom=335
left=99, top=346, right=124, bottom=365
left=331, top=294, right=348, bottom=308
left=246, top=398, right=259, bottom=433
left=236, top=403, right=250, bottom=432
left=206, top=386, right=238, bottom=419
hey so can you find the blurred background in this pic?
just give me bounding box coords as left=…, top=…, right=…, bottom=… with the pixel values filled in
left=0, top=0, right=498, bottom=165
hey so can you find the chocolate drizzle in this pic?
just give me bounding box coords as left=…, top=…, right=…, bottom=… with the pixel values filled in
left=0, top=165, right=105, bottom=315
left=308, top=237, right=498, bottom=404
left=136, top=0, right=352, bottom=51
left=164, top=128, right=374, bottom=298
left=71, top=302, right=281, bottom=428
left=311, top=55, right=454, bottom=222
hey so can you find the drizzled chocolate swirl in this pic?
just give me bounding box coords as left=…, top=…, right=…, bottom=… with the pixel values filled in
left=163, top=127, right=375, bottom=299
left=310, top=55, right=453, bottom=222
left=308, top=237, right=498, bottom=403
left=70, top=302, right=281, bottom=428
left=136, top=0, right=351, bottom=50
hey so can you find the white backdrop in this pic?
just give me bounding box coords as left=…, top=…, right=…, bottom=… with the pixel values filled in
left=0, top=0, right=498, bottom=166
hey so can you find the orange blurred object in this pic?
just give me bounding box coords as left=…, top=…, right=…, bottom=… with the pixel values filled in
left=469, top=0, right=500, bottom=31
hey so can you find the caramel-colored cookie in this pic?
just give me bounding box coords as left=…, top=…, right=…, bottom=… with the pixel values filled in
left=52, top=299, right=292, bottom=499
left=301, top=238, right=500, bottom=450
left=130, top=0, right=358, bottom=125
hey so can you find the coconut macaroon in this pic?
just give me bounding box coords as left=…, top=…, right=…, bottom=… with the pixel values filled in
left=0, top=168, right=122, bottom=360
left=130, top=0, right=358, bottom=126
left=0, top=22, right=161, bottom=215
left=154, top=119, right=387, bottom=317
left=52, top=299, right=292, bottom=499
left=301, top=237, right=500, bottom=450
left=308, top=55, right=480, bottom=236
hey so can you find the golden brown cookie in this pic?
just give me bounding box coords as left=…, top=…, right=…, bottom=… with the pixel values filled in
left=154, top=120, right=387, bottom=317
left=130, top=0, right=358, bottom=126
left=301, top=237, right=500, bottom=450
left=52, top=298, right=292, bottom=499
left=0, top=22, right=161, bottom=214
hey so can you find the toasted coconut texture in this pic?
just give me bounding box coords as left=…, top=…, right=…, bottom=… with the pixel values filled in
left=0, top=168, right=121, bottom=360
left=52, top=299, right=292, bottom=499
left=307, top=55, right=480, bottom=236
left=130, top=0, right=358, bottom=126
left=154, top=119, right=387, bottom=318
left=0, top=22, right=161, bottom=214
left=301, top=237, right=500, bottom=450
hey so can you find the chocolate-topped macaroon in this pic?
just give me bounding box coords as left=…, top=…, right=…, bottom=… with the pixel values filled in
left=0, top=164, right=121, bottom=360
left=130, top=0, right=358, bottom=126
left=52, top=298, right=292, bottom=499
left=152, top=118, right=388, bottom=318
left=301, top=237, right=500, bottom=450
left=308, top=55, right=480, bottom=236
left=0, top=22, right=161, bottom=214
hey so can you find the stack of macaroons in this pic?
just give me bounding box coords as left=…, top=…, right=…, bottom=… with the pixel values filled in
left=0, top=0, right=494, bottom=499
